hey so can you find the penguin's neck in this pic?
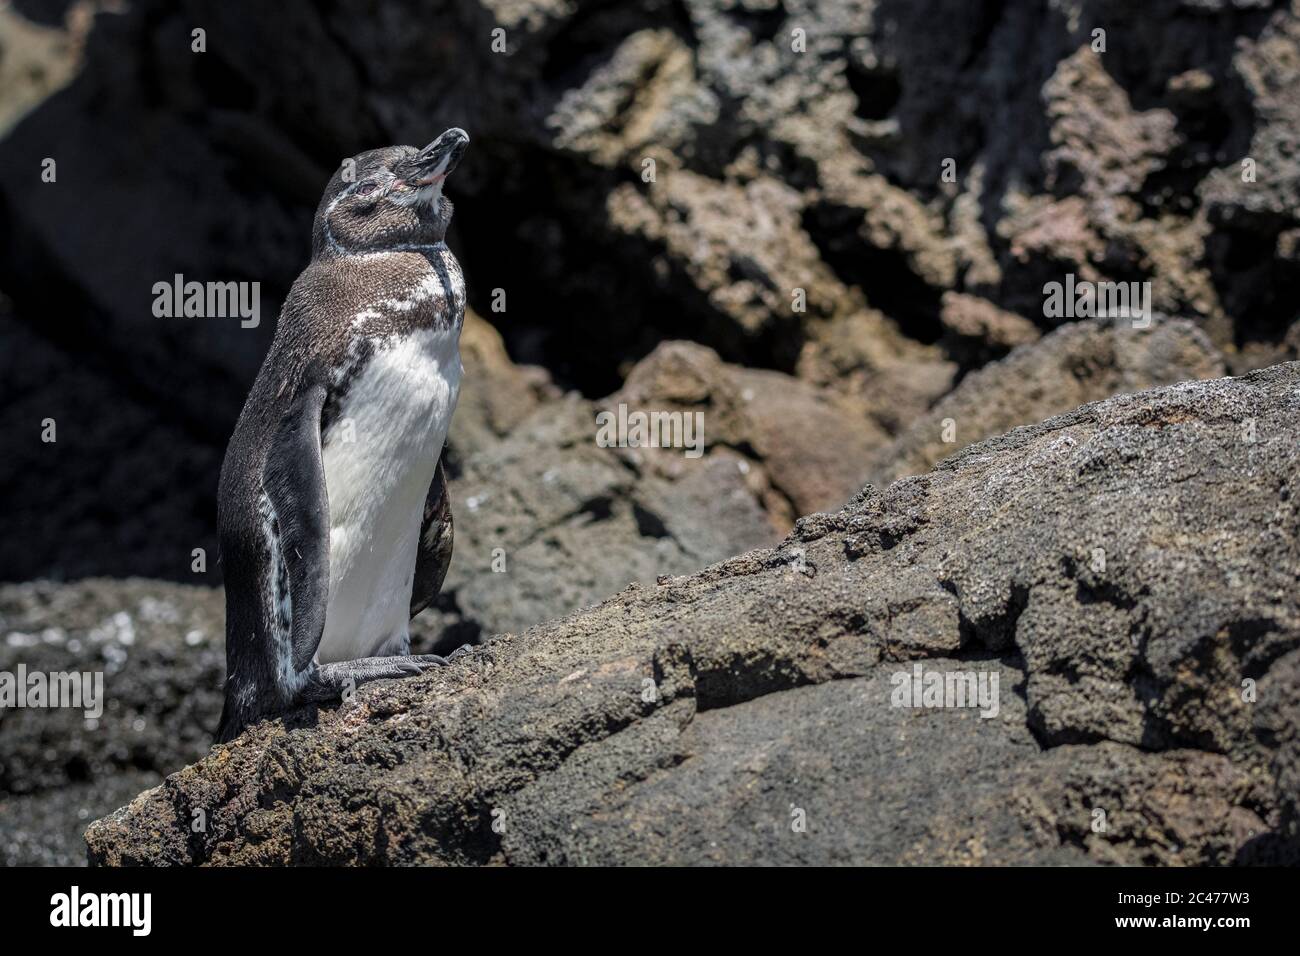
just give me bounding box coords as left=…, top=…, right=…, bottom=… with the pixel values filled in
left=347, top=244, right=466, bottom=336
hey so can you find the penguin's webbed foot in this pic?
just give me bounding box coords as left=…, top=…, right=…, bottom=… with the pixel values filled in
left=301, top=654, right=453, bottom=704
left=411, top=644, right=473, bottom=667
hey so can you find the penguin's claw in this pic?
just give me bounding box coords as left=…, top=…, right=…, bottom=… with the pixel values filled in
left=412, top=645, right=472, bottom=667
left=298, top=646, right=474, bottom=706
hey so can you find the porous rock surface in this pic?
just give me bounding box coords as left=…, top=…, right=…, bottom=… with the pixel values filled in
left=85, top=365, right=1300, bottom=865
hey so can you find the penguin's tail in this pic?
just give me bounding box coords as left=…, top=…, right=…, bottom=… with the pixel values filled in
left=215, top=703, right=237, bottom=744
left=214, top=690, right=247, bottom=744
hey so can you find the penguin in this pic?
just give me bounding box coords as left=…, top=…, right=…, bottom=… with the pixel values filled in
left=215, top=128, right=471, bottom=743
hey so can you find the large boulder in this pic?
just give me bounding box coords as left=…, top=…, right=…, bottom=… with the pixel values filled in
left=432, top=337, right=898, bottom=641
left=437, top=391, right=779, bottom=640
left=85, top=363, right=1300, bottom=865
left=606, top=340, right=888, bottom=519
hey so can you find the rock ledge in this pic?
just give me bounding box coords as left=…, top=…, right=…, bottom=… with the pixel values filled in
left=87, top=364, right=1300, bottom=866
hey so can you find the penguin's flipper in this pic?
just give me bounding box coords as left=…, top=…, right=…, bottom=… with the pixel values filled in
left=263, top=377, right=331, bottom=672
left=410, top=452, right=454, bottom=618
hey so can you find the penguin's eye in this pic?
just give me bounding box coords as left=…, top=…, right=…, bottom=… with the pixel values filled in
left=356, top=181, right=380, bottom=197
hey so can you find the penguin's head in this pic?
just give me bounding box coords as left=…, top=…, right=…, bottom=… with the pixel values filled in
left=313, top=128, right=470, bottom=257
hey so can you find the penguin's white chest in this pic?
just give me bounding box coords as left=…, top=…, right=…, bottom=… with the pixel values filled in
left=316, top=328, right=461, bottom=664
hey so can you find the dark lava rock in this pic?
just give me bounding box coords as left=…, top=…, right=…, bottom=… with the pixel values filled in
left=85, top=364, right=1300, bottom=865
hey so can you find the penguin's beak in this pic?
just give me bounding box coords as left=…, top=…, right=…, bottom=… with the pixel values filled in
left=411, top=128, right=469, bottom=186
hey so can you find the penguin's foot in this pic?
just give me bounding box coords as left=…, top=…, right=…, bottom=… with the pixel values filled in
left=414, top=644, right=474, bottom=667
left=411, top=653, right=451, bottom=666
left=301, top=654, right=451, bottom=704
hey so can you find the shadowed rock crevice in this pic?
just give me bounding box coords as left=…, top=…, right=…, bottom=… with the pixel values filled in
left=801, top=200, right=946, bottom=345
